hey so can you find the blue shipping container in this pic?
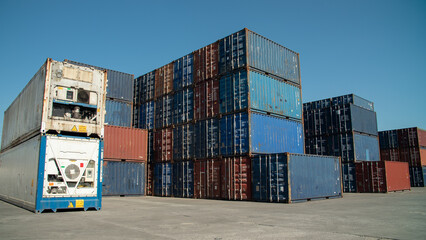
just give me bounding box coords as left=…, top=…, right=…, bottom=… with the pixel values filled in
left=219, top=70, right=248, bottom=114
left=105, top=100, right=132, bottom=127
left=172, top=161, right=194, bottom=198
left=174, top=54, right=193, bottom=91
left=135, top=71, right=155, bottom=104
left=154, top=163, right=172, bottom=197
left=409, top=167, right=425, bottom=187
left=219, top=29, right=247, bottom=75
left=173, top=124, right=194, bottom=161
left=354, top=133, right=380, bottom=161
left=102, top=161, right=145, bottom=196
left=327, top=132, right=380, bottom=163
left=378, top=130, right=399, bottom=149
left=252, top=153, right=342, bottom=203
left=194, top=119, right=219, bottom=159
left=137, top=101, right=155, bottom=130
left=155, top=95, right=173, bottom=129
left=173, top=88, right=194, bottom=124
left=330, top=104, right=378, bottom=136
left=342, top=163, right=356, bottom=192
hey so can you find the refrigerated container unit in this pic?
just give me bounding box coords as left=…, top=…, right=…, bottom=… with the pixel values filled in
left=102, top=161, right=145, bottom=196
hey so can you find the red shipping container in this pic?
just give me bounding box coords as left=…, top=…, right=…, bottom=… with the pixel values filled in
left=355, top=161, right=410, bottom=193
left=103, top=125, right=147, bottom=161
left=194, top=159, right=222, bottom=199
left=421, top=148, right=426, bottom=166
left=194, top=79, right=219, bottom=120
left=221, top=157, right=251, bottom=200
left=154, top=128, right=173, bottom=162
left=380, top=148, right=400, bottom=162
left=399, top=147, right=421, bottom=167
left=418, top=128, right=426, bottom=147
left=193, top=42, right=219, bottom=83
left=155, top=62, right=173, bottom=98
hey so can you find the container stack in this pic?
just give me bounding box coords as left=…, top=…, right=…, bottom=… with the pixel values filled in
left=0, top=59, right=107, bottom=213
left=379, top=127, right=426, bottom=187
left=303, top=94, right=381, bottom=192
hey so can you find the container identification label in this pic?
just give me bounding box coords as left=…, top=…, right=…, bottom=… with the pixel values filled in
left=78, top=125, right=87, bottom=132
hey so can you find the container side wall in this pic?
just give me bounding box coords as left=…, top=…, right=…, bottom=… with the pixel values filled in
left=193, top=42, right=219, bottom=83
left=342, top=163, right=356, bottom=192
left=105, top=100, right=132, bottom=127
left=350, top=105, right=378, bottom=136
left=173, top=54, right=194, bottom=91
left=354, top=133, right=380, bottom=161
left=385, top=161, right=410, bottom=192
left=104, top=125, right=147, bottom=161
left=102, top=161, right=145, bottom=196
left=219, top=30, right=247, bottom=74
left=219, top=70, right=248, bottom=114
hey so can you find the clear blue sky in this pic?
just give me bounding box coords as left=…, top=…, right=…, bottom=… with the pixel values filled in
left=0, top=0, right=425, bottom=141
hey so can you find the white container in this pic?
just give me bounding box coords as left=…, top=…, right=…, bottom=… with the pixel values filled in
left=1, top=58, right=107, bottom=151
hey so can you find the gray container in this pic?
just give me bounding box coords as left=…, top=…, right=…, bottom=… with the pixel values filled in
left=1, top=59, right=107, bottom=151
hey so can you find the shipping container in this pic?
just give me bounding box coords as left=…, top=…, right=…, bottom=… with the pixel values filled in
left=398, top=127, right=426, bottom=148
left=103, top=125, right=147, bottom=161
left=135, top=71, right=155, bottom=104
left=342, top=163, right=356, bottom=192
left=193, top=42, right=219, bottom=83
left=173, top=88, right=194, bottom=124
left=219, top=69, right=248, bottom=114
left=194, top=79, right=219, bottom=120
left=1, top=59, right=107, bottom=151
left=380, top=148, right=400, bottom=162
left=303, top=108, right=331, bottom=138
left=409, top=167, right=424, bottom=187
left=421, top=147, right=426, bottom=166
left=64, top=59, right=134, bottom=102
left=173, top=124, right=194, bottom=161
left=154, top=163, right=172, bottom=196
left=0, top=134, right=103, bottom=213
left=147, top=131, right=154, bottom=163
left=219, top=29, right=301, bottom=85
left=379, top=130, right=399, bottom=149
left=304, top=94, right=374, bottom=112
left=194, top=119, right=219, bottom=159
left=155, top=63, right=173, bottom=98
left=194, top=159, right=222, bottom=199
left=135, top=101, right=155, bottom=130
left=146, top=163, right=153, bottom=196
left=252, top=153, right=342, bottom=203
left=221, top=157, right=251, bottom=200
left=105, top=99, right=132, bottom=127
left=102, top=161, right=145, bottom=196
left=154, top=128, right=173, bottom=162
left=155, top=95, right=173, bottom=129
left=399, top=147, right=422, bottom=167
left=173, top=54, right=193, bottom=91
left=172, top=161, right=194, bottom=198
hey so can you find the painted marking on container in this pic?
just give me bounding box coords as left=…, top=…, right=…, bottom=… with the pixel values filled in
left=76, top=200, right=84, bottom=208
left=58, top=87, right=63, bottom=90
left=71, top=125, right=78, bottom=132
left=49, top=183, right=54, bottom=186
left=68, top=202, right=74, bottom=208
left=78, top=125, right=87, bottom=133
left=80, top=163, right=84, bottom=167
left=61, top=166, right=65, bottom=168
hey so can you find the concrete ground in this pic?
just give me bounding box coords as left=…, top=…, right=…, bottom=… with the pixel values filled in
left=1, top=189, right=425, bottom=240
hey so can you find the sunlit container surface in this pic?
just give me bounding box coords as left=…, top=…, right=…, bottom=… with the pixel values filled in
left=173, top=89, right=194, bottom=124
left=102, top=161, right=145, bottom=196
left=222, top=157, right=251, bottom=200
left=155, top=63, right=173, bottom=98
left=193, top=42, right=219, bottom=83
left=252, top=153, right=342, bottom=203
left=304, top=94, right=374, bottom=112
left=103, top=125, right=147, bottom=161
left=155, top=95, right=173, bottom=129
left=219, top=70, right=248, bottom=114
left=173, top=54, right=193, bottom=91
left=154, top=128, right=173, bottom=162
left=194, top=119, right=219, bottom=159
left=194, top=159, right=222, bottom=199
left=105, top=100, right=132, bottom=127
left=135, top=71, right=155, bottom=104
left=172, top=161, right=194, bottom=198
left=154, top=163, right=172, bottom=197
left=173, top=124, right=194, bottom=161
left=194, top=79, right=219, bottom=120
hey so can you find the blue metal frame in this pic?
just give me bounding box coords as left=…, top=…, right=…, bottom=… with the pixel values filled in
left=53, top=99, right=97, bottom=109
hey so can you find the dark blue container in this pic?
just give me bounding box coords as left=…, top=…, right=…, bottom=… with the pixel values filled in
left=173, top=88, right=194, bottom=124
left=304, top=94, right=374, bottom=112
left=220, top=112, right=249, bottom=156
left=173, top=123, right=194, bottom=161
left=105, top=99, right=132, bottom=127
left=155, top=95, right=173, bottom=129
left=172, top=161, right=194, bottom=198
left=328, top=132, right=380, bottom=163
left=252, top=153, right=342, bottom=203
left=219, top=69, right=248, bottom=114
left=173, top=54, right=193, bottom=91
left=409, top=167, right=425, bottom=187
left=137, top=101, right=155, bottom=130
left=135, top=71, right=155, bottom=104
left=102, top=161, right=145, bottom=196
left=331, top=104, right=378, bottom=136
left=342, top=163, right=356, bottom=192
left=194, top=119, right=219, bottom=159
left=378, top=130, right=399, bottom=149
left=219, top=29, right=247, bottom=75
left=154, top=163, right=172, bottom=197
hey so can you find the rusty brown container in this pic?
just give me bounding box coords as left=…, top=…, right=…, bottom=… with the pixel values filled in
left=385, top=161, right=411, bottom=192
left=380, top=148, right=400, bottom=162
left=194, top=159, right=222, bottom=199
left=399, top=147, right=421, bottom=167
left=194, top=78, right=219, bottom=120
left=421, top=148, right=426, bottom=166
left=193, top=42, right=219, bottom=83
left=221, top=157, right=251, bottom=200
left=154, top=128, right=173, bottom=162
left=103, top=125, right=147, bottom=161
left=418, top=128, right=426, bottom=147
left=155, top=62, right=174, bottom=98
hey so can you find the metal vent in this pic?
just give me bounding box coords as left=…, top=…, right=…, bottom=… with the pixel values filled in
left=77, top=89, right=90, bottom=104
left=65, top=164, right=81, bottom=180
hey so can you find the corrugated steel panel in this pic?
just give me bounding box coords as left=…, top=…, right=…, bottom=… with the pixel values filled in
left=172, top=161, right=194, bottom=198
left=194, top=119, right=219, bottom=159
left=155, top=63, right=173, bottom=98
left=102, top=161, right=145, bottom=196
left=153, top=163, right=172, bottom=196
left=342, top=163, right=356, bottom=192
left=419, top=128, right=426, bottom=147
left=354, top=133, right=380, bottom=161
left=249, top=71, right=302, bottom=119
left=137, top=101, right=155, bottom=130
left=355, top=161, right=387, bottom=193
left=173, top=54, right=193, bottom=91
left=421, top=147, right=426, bottom=166
left=380, top=148, right=400, bottom=162
left=105, top=100, right=132, bottom=127
left=252, top=153, right=342, bottom=203
left=379, top=130, right=399, bottom=149
left=247, top=30, right=300, bottom=85
left=220, top=113, right=249, bottom=156
left=146, top=163, right=153, bottom=196
left=409, top=167, right=425, bottom=187
left=219, top=70, right=248, bottom=114
left=135, top=71, right=155, bottom=104
left=147, top=131, right=154, bottom=163
left=154, top=128, right=173, bottom=162
left=173, top=88, right=194, bottom=124
left=385, top=161, right=411, bottom=192
left=221, top=157, right=251, bottom=200
left=399, top=147, right=421, bottom=167
left=349, top=105, right=378, bottom=136
left=64, top=59, right=134, bottom=102
left=304, top=135, right=329, bottom=156
left=173, top=123, right=194, bottom=161
left=193, top=42, right=219, bottom=83
left=104, top=125, right=147, bottom=161
left=194, top=79, right=219, bottom=120
left=194, top=159, right=222, bottom=199
left=303, top=108, right=331, bottom=138
left=304, top=94, right=374, bottom=112
left=155, top=95, right=173, bottom=129
left=219, top=29, right=247, bottom=74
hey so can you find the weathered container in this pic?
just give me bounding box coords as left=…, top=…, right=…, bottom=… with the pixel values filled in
left=105, top=99, right=132, bottom=127
left=64, top=59, right=134, bottom=102
left=135, top=101, right=154, bottom=130
left=304, top=94, right=374, bottom=112
left=0, top=134, right=103, bottom=213
left=380, top=148, right=400, bottom=162
left=342, top=163, right=356, bottom=192
left=220, top=112, right=304, bottom=156
left=252, top=153, right=342, bottom=203
left=409, top=167, right=425, bottom=187
left=147, top=131, right=154, bottom=163
left=173, top=123, right=194, bottom=161
left=134, top=71, right=155, bottom=105
left=398, top=127, right=426, bottom=148
left=219, top=29, right=301, bottom=85
left=172, top=161, right=194, bottom=198
left=399, top=147, right=422, bottom=167
left=1, top=59, right=107, bottom=151
left=193, top=42, right=219, bottom=83
left=303, top=108, right=331, bottom=138
left=221, top=157, right=251, bottom=200
left=155, top=63, right=173, bottom=98
left=173, top=54, right=193, bottom=91
left=102, top=161, right=145, bottom=196
left=146, top=163, right=153, bottom=196
left=219, top=70, right=248, bottom=114
left=173, top=88, right=194, bottom=125
left=194, top=159, right=222, bottom=199
left=154, top=128, right=173, bottom=162
left=153, top=163, right=172, bottom=196
left=103, top=125, right=147, bottom=161
left=379, top=130, right=399, bottom=149
left=194, top=119, right=219, bottom=159
left=155, top=95, right=173, bottom=129
left=421, top=147, right=426, bottom=166
left=194, top=78, right=219, bottom=120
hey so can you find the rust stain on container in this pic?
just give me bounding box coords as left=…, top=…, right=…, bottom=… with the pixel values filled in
left=103, top=125, right=147, bottom=161
left=155, top=62, right=174, bottom=98
left=193, top=42, right=219, bottom=83
left=194, top=78, right=219, bottom=120
left=194, top=159, right=222, bottom=199
left=221, top=157, right=251, bottom=200
left=154, top=128, right=173, bottom=162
